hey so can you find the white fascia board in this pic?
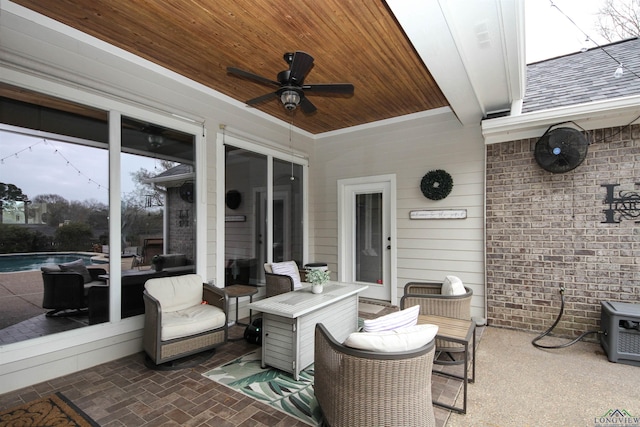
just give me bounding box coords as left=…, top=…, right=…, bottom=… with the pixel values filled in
left=498, top=0, right=526, bottom=102
left=385, top=0, right=483, bottom=126
left=482, top=94, right=640, bottom=144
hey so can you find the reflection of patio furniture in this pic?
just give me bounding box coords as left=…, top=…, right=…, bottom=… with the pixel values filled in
left=142, top=274, right=228, bottom=365
left=314, top=323, right=437, bottom=427
left=225, top=258, right=257, bottom=285
left=263, top=261, right=307, bottom=298
left=141, top=238, right=163, bottom=266
left=151, top=253, right=194, bottom=275
left=88, top=269, right=167, bottom=325
left=41, top=263, right=107, bottom=317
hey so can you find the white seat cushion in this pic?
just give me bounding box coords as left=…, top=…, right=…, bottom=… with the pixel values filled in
left=363, top=304, right=419, bottom=332
left=270, top=261, right=302, bottom=289
left=145, top=274, right=204, bottom=312
left=161, top=304, right=226, bottom=341
left=344, top=324, right=439, bottom=352
left=442, top=275, right=466, bottom=296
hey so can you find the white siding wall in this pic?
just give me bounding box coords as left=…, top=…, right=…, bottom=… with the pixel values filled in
left=311, top=113, right=486, bottom=319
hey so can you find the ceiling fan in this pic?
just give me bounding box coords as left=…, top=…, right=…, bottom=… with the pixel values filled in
left=227, top=51, right=354, bottom=113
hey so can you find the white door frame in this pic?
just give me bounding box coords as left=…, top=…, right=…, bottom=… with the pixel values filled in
left=338, top=174, right=397, bottom=303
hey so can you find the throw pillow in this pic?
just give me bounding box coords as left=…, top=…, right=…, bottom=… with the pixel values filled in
left=442, top=275, right=466, bottom=296
left=363, top=304, right=419, bottom=332
left=59, top=259, right=92, bottom=283
left=343, top=324, right=439, bottom=352
left=270, top=261, right=302, bottom=289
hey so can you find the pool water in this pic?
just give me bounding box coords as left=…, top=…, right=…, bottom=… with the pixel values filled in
left=0, top=253, right=106, bottom=273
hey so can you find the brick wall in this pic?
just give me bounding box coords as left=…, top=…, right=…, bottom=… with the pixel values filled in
left=167, top=187, right=194, bottom=260
left=485, top=124, right=640, bottom=338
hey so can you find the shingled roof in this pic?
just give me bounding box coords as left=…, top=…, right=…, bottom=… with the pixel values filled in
left=523, top=37, right=640, bottom=113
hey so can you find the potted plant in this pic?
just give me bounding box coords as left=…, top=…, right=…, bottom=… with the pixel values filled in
left=306, top=267, right=331, bottom=294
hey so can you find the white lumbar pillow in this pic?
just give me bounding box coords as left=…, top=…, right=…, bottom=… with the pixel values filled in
left=442, top=275, right=466, bottom=296
left=363, top=304, right=419, bottom=332
left=343, top=324, right=438, bottom=352
left=270, top=261, right=302, bottom=289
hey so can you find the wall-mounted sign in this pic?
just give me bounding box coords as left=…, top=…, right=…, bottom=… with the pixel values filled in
left=410, top=209, right=467, bottom=220
left=225, top=215, right=246, bottom=222
left=602, top=184, right=640, bottom=223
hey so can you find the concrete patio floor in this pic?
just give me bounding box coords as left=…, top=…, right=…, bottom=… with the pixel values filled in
left=447, top=326, right=639, bottom=427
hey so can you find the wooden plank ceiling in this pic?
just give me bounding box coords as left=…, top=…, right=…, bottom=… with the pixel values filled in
left=12, top=0, right=449, bottom=134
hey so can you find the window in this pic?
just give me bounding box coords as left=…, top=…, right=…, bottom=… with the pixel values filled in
left=0, top=85, right=196, bottom=342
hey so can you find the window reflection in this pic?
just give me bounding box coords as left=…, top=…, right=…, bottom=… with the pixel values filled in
left=0, top=87, right=196, bottom=342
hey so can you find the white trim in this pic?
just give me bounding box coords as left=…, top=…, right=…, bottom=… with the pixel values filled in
left=337, top=174, right=397, bottom=303
left=482, top=94, right=640, bottom=144
left=215, top=131, right=226, bottom=287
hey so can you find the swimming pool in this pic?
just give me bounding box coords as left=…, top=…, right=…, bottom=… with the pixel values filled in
left=0, top=253, right=107, bottom=273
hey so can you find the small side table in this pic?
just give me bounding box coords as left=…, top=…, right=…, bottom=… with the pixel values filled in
left=418, top=314, right=476, bottom=414
left=224, top=284, right=259, bottom=327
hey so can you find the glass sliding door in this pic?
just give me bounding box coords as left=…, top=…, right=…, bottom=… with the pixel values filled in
left=224, top=145, right=267, bottom=285
left=224, top=144, right=305, bottom=285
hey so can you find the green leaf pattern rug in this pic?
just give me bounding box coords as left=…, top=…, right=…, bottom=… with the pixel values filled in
left=202, top=350, right=322, bottom=426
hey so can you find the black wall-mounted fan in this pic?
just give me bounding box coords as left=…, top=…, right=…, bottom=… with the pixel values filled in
left=179, top=182, right=194, bottom=203
left=227, top=51, right=354, bottom=113
left=534, top=127, right=589, bottom=173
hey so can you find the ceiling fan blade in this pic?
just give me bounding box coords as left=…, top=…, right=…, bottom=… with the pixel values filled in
left=303, top=83, right=354, bottom=94
left=289, top=51, right=314, bottom=83
left=300, top=97, right=317, bottom=114
left=246, top=92, right=277, bottom=105
left=227, top=67, right=279, bottom=86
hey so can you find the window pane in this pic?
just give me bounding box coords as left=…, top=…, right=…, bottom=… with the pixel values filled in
left=224, top=145, right=266, bottom=285
left=355, top=192, right=383, bottom=283
left=0, top=129, right=109, bottom=340
left=273, top=158, right=303, bottom=265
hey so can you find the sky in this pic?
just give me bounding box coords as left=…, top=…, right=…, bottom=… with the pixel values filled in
left=1, top=1, right=612, bottom=205
left=0, top=131, right=158, bottom=205
left=525, top=0, right=610, bottom=63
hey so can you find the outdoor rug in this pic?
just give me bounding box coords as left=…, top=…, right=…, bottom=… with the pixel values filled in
left=0, top=392, right=99, bottom=427
left=202, top=350, right=322, bottom=426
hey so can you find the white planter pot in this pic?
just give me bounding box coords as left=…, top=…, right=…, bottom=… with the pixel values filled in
left=311, top=284, right=324, bottom=294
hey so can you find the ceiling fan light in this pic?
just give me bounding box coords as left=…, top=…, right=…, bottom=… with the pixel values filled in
left=280, top=90, right=300, bottom=110
left=147, top=134, right=164, bottom=147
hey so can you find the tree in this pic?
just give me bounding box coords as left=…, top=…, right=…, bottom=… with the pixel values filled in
left=595, top=0, right=640, bottom=42
left=0, top=182, right=27, bottom=224
left=0, top=224, right=51, bottom=253
left=54, top=222, right=94, bottom=251
left=33, top=194, right=70, bottom=227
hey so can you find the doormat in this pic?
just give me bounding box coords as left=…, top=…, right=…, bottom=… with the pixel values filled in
left=202, top=350, right=322, bottom=426
left=0, top=392, right=99, bottom=426
left=358, top=302, right=385, bottom=315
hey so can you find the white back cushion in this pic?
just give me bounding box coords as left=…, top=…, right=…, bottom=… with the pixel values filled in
left=363, top=304, right=419, bottom=332
left=344, top=324, right=438, bottom=352
left=145, top=274, right=203, bottom=312
left=270, top=261, right=302, bottom=289
left=442, top=275, right=466, bottom=296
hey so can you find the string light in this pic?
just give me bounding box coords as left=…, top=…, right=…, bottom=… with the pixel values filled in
left=614, top=63, right=624, bottom=78
left=0, top=137, right=108, bottom=193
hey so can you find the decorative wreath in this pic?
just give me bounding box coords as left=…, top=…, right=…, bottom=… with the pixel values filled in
left=225, top=190, right=242, bottom=210
left=420, top=169, right=453, bottom=200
